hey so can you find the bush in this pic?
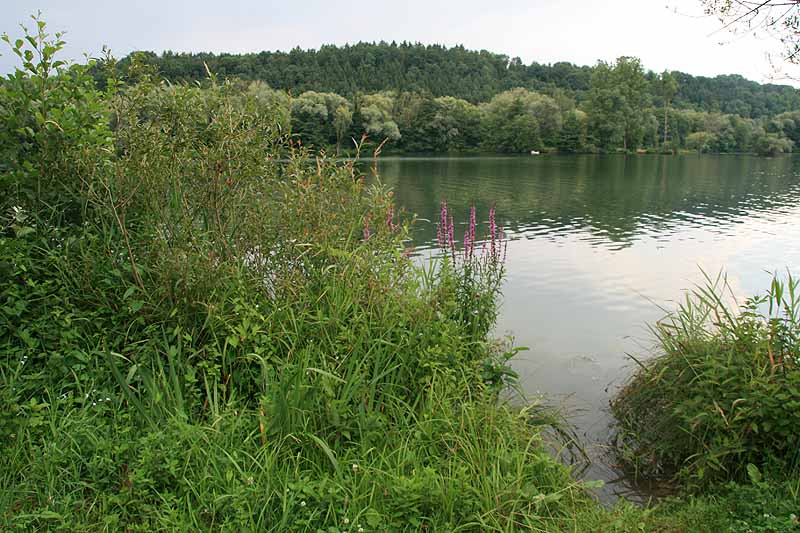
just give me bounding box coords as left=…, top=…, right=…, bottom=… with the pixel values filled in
left=613, top=272, right=800, bottom=486
left=0, top=18, right=598, bottom=530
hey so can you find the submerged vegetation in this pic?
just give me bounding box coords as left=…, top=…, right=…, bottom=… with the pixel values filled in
left=104, top=45, right=800, bottom=156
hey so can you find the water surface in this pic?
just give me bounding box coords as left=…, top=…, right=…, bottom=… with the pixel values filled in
left=377, top=154, right=800, bottom=501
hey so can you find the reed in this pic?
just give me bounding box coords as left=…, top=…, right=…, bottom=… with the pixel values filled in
left=613, top=270, right=800, bottom=486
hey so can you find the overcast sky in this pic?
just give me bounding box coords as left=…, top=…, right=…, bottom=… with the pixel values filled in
left=1, top=0, right=796, bottom=85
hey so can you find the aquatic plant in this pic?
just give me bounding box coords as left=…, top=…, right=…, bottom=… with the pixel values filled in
left=613, top=271, right=800, bottom=486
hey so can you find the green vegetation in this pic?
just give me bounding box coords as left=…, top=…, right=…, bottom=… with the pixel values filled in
left=100, top=44, right=800, bottom=155
left=614, top=272, right=800, bottom=486
left=611, top=272, right=800, bottom=529
left=3, top=16, right=800, bottom=532
left=576, top=480, right=800, bottom=532
left=0, top=17, right=607, bottom=531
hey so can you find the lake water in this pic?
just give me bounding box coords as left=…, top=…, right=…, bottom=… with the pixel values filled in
left=377, top=154, right=800, bottom=501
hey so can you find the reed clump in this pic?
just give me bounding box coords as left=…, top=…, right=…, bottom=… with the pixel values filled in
left=613, top=271, right=800, bottom=487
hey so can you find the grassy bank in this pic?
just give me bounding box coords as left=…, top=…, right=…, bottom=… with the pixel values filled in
left=3, top=19, right=800, bottom=532
left=613, top=272, right=800, bottom=485
left=0, top=20, right=605, bottom=531
left=610, top=272, right=800, bottom=531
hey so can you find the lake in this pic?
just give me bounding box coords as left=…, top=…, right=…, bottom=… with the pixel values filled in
left=377, top=154, right=800, bottom=501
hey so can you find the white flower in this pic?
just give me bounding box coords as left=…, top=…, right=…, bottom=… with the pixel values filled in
left=343, top=518, right=350, bottom=525
left=300, top=500, right=306, bottom=507
left=351, top=463, right=359, bottom=472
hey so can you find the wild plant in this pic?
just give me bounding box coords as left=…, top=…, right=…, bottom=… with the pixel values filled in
left=0, top=20, right=593, bottom=530
left=0, top=15, right=112, bottom=227
left=431, top=201, right=517, bottom=391
left=613, top=271, right=800, bottom=486
left=435, top=201, right=507, bottom=340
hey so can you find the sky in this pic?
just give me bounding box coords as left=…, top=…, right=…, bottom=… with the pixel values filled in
left=1, top=0, right=797, bottom=85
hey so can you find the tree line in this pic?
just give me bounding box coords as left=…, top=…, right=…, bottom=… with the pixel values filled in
left=102, top=45, right=800, bottom=156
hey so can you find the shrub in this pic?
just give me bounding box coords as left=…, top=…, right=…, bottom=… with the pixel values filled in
left=613, top=272, right=800, bottom=486
left=0, top=18, right=599, bottom=530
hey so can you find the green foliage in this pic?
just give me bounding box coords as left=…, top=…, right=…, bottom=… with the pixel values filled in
left=0, top=15, right=112, bottom=225
left=579, top=479, right=800, bottom=532
left=587, top=57, right=650, bottom=151
left=5, top=15, right=800, bottom=531
left=394, top=94, right=482, bottom=153
left=772, top=110, right=800, bottom=145
left=685, top=131, right=718, bottom=153
left=291, top=91, right=352, bottom=151
left=1, top=393, right=593, bottom=531
left=481, top=88, right=552, bottom=152
left=0, top=20, right=604, bottom=530
left=613, top=272, right=800, bottom=487
left=557, top=109, right=589, bottom=153
left=355, top=92, right=400, bottom=143
left=754, top=132, right=794, bottom=156
left=107, top=42, right=800, bottom=121
left=86, top=43, right=800, bottom=156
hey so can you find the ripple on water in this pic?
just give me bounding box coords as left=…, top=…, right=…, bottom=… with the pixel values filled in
left=379, top=154, right=800, bottom=502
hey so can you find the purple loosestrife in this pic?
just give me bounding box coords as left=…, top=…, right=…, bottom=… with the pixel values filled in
left=386, top=205, right=396, bottom=232
left=469, top=205, right=476, bottom=250
left=437, top=200, right=448, bottom=248
left=448, top=215, right=455, bottom=260
left=489, top=205, right=497, bottom=259
left=464, top=205, right=477, bottom=260
left=437, top=201, right=507, bottom=266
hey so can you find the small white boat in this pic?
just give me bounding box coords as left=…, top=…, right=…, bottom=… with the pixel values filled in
left=530, top=150, right=540, bottom=155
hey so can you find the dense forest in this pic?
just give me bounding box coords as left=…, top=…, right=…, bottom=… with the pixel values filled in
left=103, top=43, right=800, bottom=156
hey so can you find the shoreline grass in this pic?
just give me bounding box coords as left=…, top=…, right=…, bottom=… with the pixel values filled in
left=0, top=20, right=602, bottom=531
left=3, top=17, right=800, bottom=532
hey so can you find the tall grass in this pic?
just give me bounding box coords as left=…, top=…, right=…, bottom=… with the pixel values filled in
left=613, top=271, right=800, bottom=486
left=0, top=18, right=598, bottom=530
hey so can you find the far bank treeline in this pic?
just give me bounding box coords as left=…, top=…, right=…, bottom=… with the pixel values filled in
left=103, top=43, right=800, bottom=156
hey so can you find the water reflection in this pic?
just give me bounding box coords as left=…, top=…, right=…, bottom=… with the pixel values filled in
left=379, top=154, right=800, bottom=247
left=377, top=154, right=800, bottom=502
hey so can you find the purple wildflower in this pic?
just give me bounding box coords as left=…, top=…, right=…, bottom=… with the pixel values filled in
left=469, top=206, right=476, bottom=243
left=468, top=206, right=476, bottom=259
left=386, top=205, right=395, bottom=232
left=489, top=206, right=497, bottom=258
left=437, top=200, right=448, bottom=248
left=448, top=215, right=455, bottom=260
